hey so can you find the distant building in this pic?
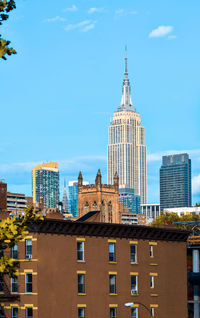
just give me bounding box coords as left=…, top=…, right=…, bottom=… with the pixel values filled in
left=32, top=162, right=59, bottom=208
left=141, top=204, right=160, bottom=224
left=7, top=192, right=27, bottom=213
left=78, top=170, right=120, bottom=223
left=160, top=153, right=192, bottom=211
left=164, top=206, right=200, bottom=217
left=62, top=180, right=69, bottom=213
left=68, top=180, right=89, bottom=217
left=119, top=187, right=140, bottom=214
left=120, top=211, right=146, bottom=225
left=107, top=49, right=147, bottom=204
left=0, top=181, right=7, bottom=210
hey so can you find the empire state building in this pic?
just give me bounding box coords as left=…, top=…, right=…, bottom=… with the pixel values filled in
left=107, top=52, right=147, bottom=204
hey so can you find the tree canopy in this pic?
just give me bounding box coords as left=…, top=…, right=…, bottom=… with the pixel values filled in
left=0, top=0, right=17, bottom=60
left=0, top=207, right=41, bottom=276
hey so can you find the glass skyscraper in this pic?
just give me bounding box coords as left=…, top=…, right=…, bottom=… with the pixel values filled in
left=32, top=162, right=59, bottom=209
left=119, top=188, right=141, bottom=214
left=160, top=153, right=192, bottom=211
left=107, top=50, right=147, bottom=204
left=68, top=180, right=89, bottom=217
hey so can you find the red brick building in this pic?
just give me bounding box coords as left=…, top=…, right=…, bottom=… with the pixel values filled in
left=0, top=181, right=7, bottom=211
left=0, top=218, right=189, bottom=318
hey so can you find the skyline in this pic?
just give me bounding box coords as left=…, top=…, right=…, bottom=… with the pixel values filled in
left=1, top=0, right=200, bottom=204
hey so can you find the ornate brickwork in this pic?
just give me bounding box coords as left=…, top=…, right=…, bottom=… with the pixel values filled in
left=78, top=170, right=120, bottom=223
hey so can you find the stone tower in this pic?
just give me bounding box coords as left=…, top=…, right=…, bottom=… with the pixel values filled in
left=78, top=170, right=120, bottom=223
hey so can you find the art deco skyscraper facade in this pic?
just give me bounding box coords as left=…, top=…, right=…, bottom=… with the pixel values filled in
left=32, top=162, right=59, bottom=208
left=107, top=52, right=147, bottom=204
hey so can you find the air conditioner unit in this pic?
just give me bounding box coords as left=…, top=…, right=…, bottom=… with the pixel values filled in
left=131, top=289, right=137, bottom=294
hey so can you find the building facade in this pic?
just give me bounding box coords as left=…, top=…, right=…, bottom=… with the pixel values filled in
left=141, top=204, right=160, bottom=224
left=107, top=51, right=147, bottom=204
left=7, top=192, right=27, bottom=214
left=163, top=206, right=200, bottom=217
left=160, top=153, right=192, bottom=211
left=0, top=218, right=189, bottom=318
left=119, top=187, right=140, bottom=214
left=62, top=180, right=69, bottom=213
left=69, top=180, right=89, bottom=217
left=78, top=170, right=120, bottom=223
left=32, top=162, right=59, bottom=209
left=0, top=181, right=7, bottom=210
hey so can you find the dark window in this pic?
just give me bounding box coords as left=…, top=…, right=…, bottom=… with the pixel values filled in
left=25, top=273, right=32, bottom=293
left=78, top=274, right=85, bottom=294
left=0, top=275, right=4, bottom=292
left=11, top=277, right=18, bottom=293
left=26, top=307, right=33, bottom=318
left=130, top=244, right=136, bottom=263
left=109, top=275, right=116, bottom=294
left=11, top=245, right=18, bottom=259
left=109, top=243, right=116, bottom=262
left=77, top=241, right=84, bottom=261
left=78, top=308, right=85, bottom=318
left=11, top=307, right=18, bottom=318
left=131, top=275, right=138, bottom=294
left=150, top=245, right=153, bottom=257
left=131, top=307, right=138, bottom=318
left=0, top=306, right=5, bottom=318
left=110, top=307, right=117, bottom=318
left=25, top=239, right=32, bottom=259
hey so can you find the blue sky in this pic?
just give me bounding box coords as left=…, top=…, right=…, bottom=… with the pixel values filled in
left=1, top=0, right=200, bottom=204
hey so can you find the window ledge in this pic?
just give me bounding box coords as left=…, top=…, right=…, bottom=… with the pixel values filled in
left=109, top=261, right=117, bottom=264
left=109, top=293, right=118, bottom=296
left=78, top=293, right=86, bottom=296
left=150, top=294, right=158, bottom=297
left=150, top=263, right=158, bottom=266
left=131, top=262, right=138, bottom=265
left=77, top=260, right=86, bottom=263
left=131, top=293, right=139, bottom=296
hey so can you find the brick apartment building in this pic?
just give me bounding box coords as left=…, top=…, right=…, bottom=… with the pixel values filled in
left=0, top=181, right=7, bottom=210
left=0, top=216, right=189, bottom=318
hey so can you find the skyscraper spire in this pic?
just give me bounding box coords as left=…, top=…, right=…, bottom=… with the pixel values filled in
left=118, top=47, right=135, bottom=112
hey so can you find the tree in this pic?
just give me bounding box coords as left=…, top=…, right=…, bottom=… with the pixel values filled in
left=0, top=207, right=42, bottom=276
left=0, top=0, right=17, bottom=60
left=195, top=203, right=200, bottom=207
left=149, top=212, right=180, bottom=228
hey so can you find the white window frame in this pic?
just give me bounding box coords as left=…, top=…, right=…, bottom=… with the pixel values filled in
left=78, top=274, right=85, bottom=294
left=77, top=241, right=84, bottom=261
left=131, top=307, right=138, bottom=318
left=130, top=244, right=137, bottom=263
left=25, top=273, right=32, bottom=293
left=150, top=245, right=153, bottom=257
left=11, top=307, right=18, bottom=318
left=131, top=275, right=138, bottom=294
left=151, top=307, right=155, bottom=317
left=78, top=307, right=85, bottom=318
left=25, top=239, right=32, bottom=259
left=109, top=243, right=116, bottom=262
left=110, top=307, right=117, bottom=318
left=109, top=274, right=116, bottom=294
left=11, top=277, right=18, bottom=293
left=150, top=276, right=154, bottom=288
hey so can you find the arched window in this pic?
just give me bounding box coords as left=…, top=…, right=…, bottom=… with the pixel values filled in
left=92, top=201, right=97, bottom=211
left=108, top=201, right=112, bottom=223
left=101, top=201, right=105, bottom=222
left=84, top=202, right=89, bottom=214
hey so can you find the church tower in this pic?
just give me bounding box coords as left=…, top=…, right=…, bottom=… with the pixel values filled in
left=107, top=49, right=147, bottom=204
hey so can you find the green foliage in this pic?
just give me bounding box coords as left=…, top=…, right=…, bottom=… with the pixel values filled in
left=195, top=202, right=200, bottom=207
left=0, top=207, right=42, bottom=276
left=0, top=0, right=17, bottom=60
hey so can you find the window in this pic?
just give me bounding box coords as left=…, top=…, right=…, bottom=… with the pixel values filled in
left=130, top=244, right=137, bottom=263
left=150, top=245, right=153, bottom=257
left=131, top=307, right=138, bottom=318
left=26, top=307, right=33, bottom=318
left=11, top=307, right=18, bottom=318
left=0, top=275, right=4, bottom=292
left=0, top=306, right=5, bottom=318
left=109, top=274, right=116, bottom=294
left=131, top=275, right=138, bottom=294
left=78, top=308, right=85, bottom=318
left=109, top=243, right=116, bottom=262
left=25, top=239, right=32, bottom=259
left=110, top=307, right=117, bottom=318
left=150, top=276, right=154, bottom=288
left=151, top=308, right=154, bottom=317
left=77, top=241, right=84, bottom=261
left=11, top=277, right=18, bottom=293
left=78, top=274, right=85, bottom=293
left=25, top=273, right=32, bottom=293
left=11, top=245, right=18, bottom=259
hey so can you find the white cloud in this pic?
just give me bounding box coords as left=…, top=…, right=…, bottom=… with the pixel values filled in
left=63, top=5, right=78, bottom=12
left=115, top=9, right=137, bottom=16
left=168, top=35, right=177, bottom=39
left=192, top=175, right=200, bottom=194
left=149, top=25, right=173, bottom=38
left=44, top=16, right=66, bottom=23
left=65, top=20, right=96, bottom=32
left=88, top=7, right=104, bottom=14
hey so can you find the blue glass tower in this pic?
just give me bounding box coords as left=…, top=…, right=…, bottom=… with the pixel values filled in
left=68, top=181, right=78, bottom=217
left=160, top=153, right=192, bottom=211
left=119, top=188, right=141, bottom=214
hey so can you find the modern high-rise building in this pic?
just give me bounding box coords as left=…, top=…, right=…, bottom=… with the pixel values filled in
left=68, top=180, right=89, bottom=217
left=119, top=187, right=141, bottom=214
left=107, top=50, right=147, bottom=204
left=160, top=153, right=192, bottom=211
left=32, top=162, right=59, bottom=208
